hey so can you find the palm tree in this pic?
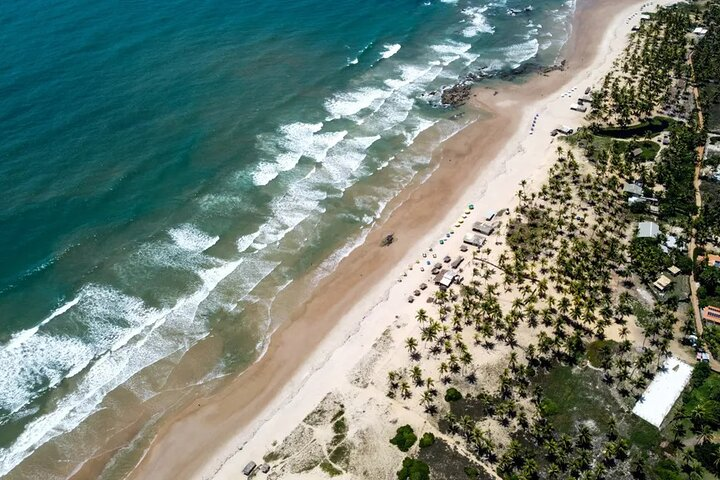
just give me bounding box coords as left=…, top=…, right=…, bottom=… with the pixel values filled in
left=405, top=337, right=418, bottom=360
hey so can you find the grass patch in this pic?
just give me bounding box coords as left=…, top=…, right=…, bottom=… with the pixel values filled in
left=586, top=339, right=619, bottom=368
left=417, top=437, right=492, bottom=480
left=630, top=297, right=653, bottom=328
left=319, top=460, right=343, bottom=477
left=330, top=406, right=345, bottom=423
left=328, top=443, right=350, bottom=469
left=535, top=364, right=660, bottom=450
left=330, top=416, right=348, bottom=447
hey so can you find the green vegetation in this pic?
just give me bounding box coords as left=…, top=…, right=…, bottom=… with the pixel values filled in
left=319, top=460, right=343, bottom=477
left=382, top=5, right=720, bottom=478
left=630, top=236, right=669, bottom=282
left=390, top=425, right=418, bottom=452
left=704, top=324, right=720, bottom=358
left=694, top=2, right=720, bottom=131
left=697, top=181, right=720, bottom=245
left=682, top=363, right=720, bottom=431
left=592, top=116, right=673, bottom=138
left=331, top=416, right=348, bottom=447
left=444, top=387, right=462, bottom=402
left=586, top=339, right=619, bottom=369
left=588, top=4, right=691, bottom=126
left=328, top=443, right=350, bottom=468
left=464, top=466, right=480, bottom=479
left=697, top=263, right=720, bottom=308
left=396, top=457, right=430, bottom=480
left=419, top=432, right=436, bottom=448
left=655, top=125, right=701, bottom=220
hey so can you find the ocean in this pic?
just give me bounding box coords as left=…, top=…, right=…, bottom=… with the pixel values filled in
left=0, top=0, right=574, bottom=476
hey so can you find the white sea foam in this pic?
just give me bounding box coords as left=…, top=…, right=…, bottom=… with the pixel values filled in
left=430, top=41, right=473, bottom=66
left=403, top=117, right=438, bottom=145
left=502, top=38, right=539, bottom=67
left=317, top=135, right=381, bottom=187
left=168, top=224, right=219, bottom=252
left=0, top=250, right=282, bottom=477
left=2, top=296, right=82, bottom=351
left=462, top=6, right=495, bottom=37
left=324, top=87, right=390, bottom=119
left=349, top=58, right=358, bottom=65
left=380, top=44, right=401, bottom=60
left=252, top=123, right=348, bottom=186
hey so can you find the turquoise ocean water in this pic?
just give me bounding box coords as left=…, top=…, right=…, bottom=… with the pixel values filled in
left=0, top=0, right=575, bottom=475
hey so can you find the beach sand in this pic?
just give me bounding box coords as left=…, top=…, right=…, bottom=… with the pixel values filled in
left=119, top=1, right=676, bottom=478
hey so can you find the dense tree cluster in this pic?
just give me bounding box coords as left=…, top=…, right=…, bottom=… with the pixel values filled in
left=590, top=6, right=692, bottom=127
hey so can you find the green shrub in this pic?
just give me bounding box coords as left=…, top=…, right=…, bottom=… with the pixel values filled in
left=653, top=458, right=683, bottom=480
left=319, top=460, right=342, bottom=477
left=694, top=442, right=720, bottom=475
left=464, top=466, right=480, bottom=478
left=396, top=457, right=430, bottom=480
left=390, top=425, right=417, bottom=452
left=445, top=387, right=462, bottom=402
left=418, top=432, right=435, bottom=448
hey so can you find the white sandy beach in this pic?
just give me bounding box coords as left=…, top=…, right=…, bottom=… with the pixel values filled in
left=186, top=1, right=678, bottom=478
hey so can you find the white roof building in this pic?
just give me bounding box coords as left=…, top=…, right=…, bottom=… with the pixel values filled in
left=637, top=221, right=660, bottom=238
left=632, top=357, right=692, bottom=428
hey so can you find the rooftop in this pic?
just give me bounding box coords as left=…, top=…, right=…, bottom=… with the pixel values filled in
left=632, top=357, right=692, bottom=428
left=702, top=305, right=720, bottom=325
left=637, top=221, right=660, bottom=238
left=623, top=183, right=643, bottom=196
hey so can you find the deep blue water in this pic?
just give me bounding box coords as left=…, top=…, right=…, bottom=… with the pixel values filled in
left=0, top=0, right=575, bottom=475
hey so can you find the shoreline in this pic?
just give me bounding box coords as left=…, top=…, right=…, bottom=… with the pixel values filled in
left=120, top=1, right=663, bottom=478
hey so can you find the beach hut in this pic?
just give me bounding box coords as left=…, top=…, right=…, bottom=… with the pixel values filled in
left=570, top=103, right=587, bottom=112
left=578, top=94, right=593, bottom=104
left=419, top=283, right=428, bottom=290
left=407, top=296, right=415, bottom=303
left=653, top=275, right=672, bottom=292
left=460, top=244, right=468, bottom=252
left=451, top=256, right=464, bottom=269
left=631, top=147, right=643, bottom=158
left=260, top=464, right=271, bottom=474
left=667, top=265, right=681, bottom=276
left=439, top=270, right=457, bottom=289
left=473, top=222, right=495, bottom=236
left=243, top=462, right=257, bottom=476
left=463, top=233, right=485, bottom=247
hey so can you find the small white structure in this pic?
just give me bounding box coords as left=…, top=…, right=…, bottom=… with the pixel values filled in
left=463, top=233, right=485, bottom=247
left=439, top=269, right=458, bottom=289
left=570, top=103, right=588, bottom=112
left=632, top=357, right=692, bottom=428
left=623, top=183, right=643, bottom=196
left=693, top=27, right=709, bottom=36
left=637, top=221, right=660, bottom=238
